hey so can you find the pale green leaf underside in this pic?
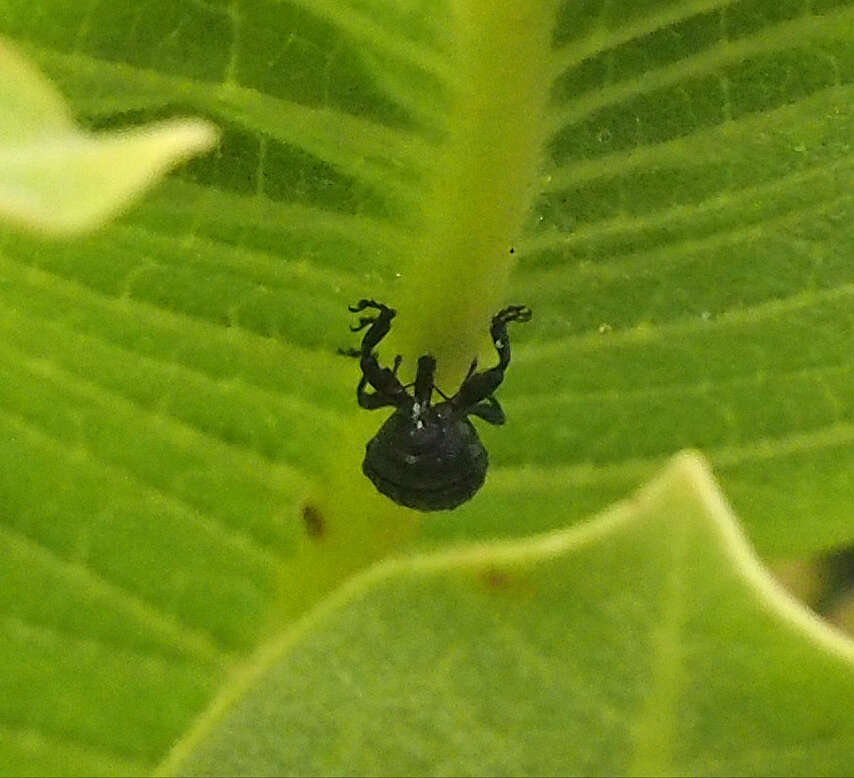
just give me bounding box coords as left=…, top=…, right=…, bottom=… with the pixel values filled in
left=0, top=38, right=217, bottom=234
left=163, top=454, right=854, bottom=777
left=0, top=0, right=853, bottom=774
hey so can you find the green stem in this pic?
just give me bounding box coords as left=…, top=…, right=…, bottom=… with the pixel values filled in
left=274, top=3, right=559, bottom=626
left=398, top=0, right=557, bottom=383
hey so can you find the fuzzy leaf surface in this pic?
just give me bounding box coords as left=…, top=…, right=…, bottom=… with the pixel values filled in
left=0, top=0, right=852, bottom=774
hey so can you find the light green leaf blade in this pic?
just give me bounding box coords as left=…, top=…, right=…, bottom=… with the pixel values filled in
left=163, top=453, right=854, bottom=776
left=0, top=0, right=852, bottom=774
left=0, top=36, right=74, bottom=138
left=0, top=38, right=216, bottom=234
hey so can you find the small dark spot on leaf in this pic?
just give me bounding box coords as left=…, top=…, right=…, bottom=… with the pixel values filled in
left=509, top=246, right=515, bottom=254
left=482, top=567, right=510, bottom=589
left=480, top=566, right=535, bottom=599
left=302, top=504, right=325, bottom=539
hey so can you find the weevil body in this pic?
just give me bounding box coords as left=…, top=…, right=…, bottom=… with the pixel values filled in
left=348, top=300, right=531, bottom=511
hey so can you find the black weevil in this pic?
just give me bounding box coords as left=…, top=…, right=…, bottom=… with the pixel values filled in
left=347, top=299, right=531, bottom=511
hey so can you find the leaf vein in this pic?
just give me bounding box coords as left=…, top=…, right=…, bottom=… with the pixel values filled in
left=522, top=156, right=854, bottom=262
left=549, top=8, right=854, bottom=135
left=0, top=722, right=150, bottom=775
left=519, top=284, right=854, bottom=359
left=0, top=327, right=313, bottom=529
left=0, top=523, right=229, bottom=666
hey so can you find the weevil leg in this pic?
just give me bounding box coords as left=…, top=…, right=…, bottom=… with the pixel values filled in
left=348, top=300, right=396, bottom=354
left=348, top=300, right=408, bottom=408
left=356, top=375, right=399, bottom=410
left=451, top=305, right=531, bottom=412
left=463, top=358, right=478, bottom=383
left=490, top=305, right=532, bottom=371
left=467, top=395, right=506, bottom=425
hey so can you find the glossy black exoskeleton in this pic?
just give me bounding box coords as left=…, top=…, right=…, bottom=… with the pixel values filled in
left=347, top=300, right=531, bottom=511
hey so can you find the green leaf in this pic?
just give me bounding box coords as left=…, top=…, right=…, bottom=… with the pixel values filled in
left=162, top=453, right=854, bottom=776
left=0, top=38, right=216, bottom=234
left=0, top=0, right=853, bottom=774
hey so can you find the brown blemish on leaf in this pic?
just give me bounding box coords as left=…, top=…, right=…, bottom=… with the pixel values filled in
left=482, top=566, right=510, bottom=589
left=480, top=566, right=536, bottom=599
left=301, top=504, right=325, bottom=539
